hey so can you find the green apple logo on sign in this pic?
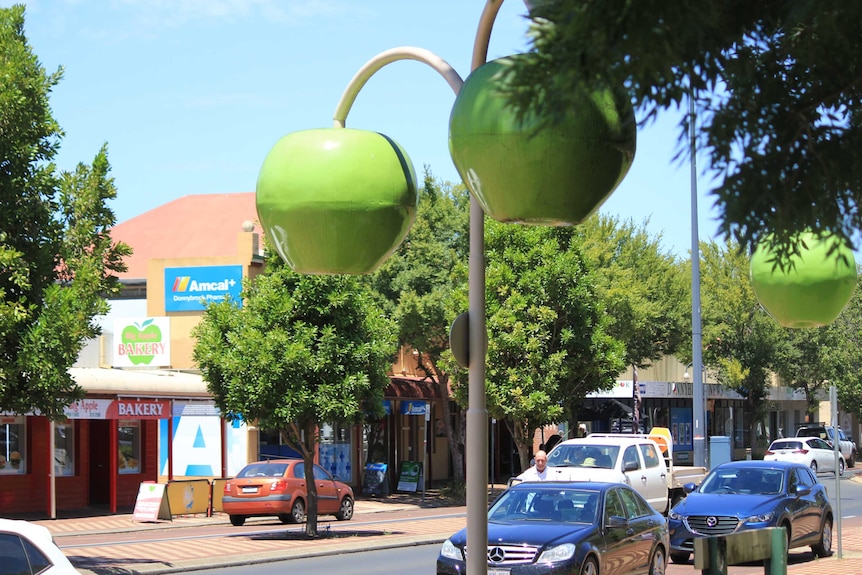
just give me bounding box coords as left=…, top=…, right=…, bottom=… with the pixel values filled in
left=119, top=319, right=166, bottom=365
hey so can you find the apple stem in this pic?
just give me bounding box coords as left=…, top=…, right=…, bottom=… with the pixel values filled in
left=332, top=47, right=463, bottom=128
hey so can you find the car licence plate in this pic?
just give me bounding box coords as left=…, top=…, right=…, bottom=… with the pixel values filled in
left=241, top=486, right=258, bottom=494
left=488, top=570, right=510, bottom=575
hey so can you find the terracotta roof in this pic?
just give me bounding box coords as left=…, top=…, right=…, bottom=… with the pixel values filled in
left=110, top=193, right=261, bottom=280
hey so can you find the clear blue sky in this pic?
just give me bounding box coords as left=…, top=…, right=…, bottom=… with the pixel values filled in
left=7, top=0, right=722, bottom=257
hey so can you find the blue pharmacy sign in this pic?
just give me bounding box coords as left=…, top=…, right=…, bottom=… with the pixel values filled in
left=399, top=401, right=429, bottom=416
left=164, top=265, right=243, bottom=312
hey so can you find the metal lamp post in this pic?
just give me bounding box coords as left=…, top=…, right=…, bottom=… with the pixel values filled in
left=254, top=3, right=636, bottom=574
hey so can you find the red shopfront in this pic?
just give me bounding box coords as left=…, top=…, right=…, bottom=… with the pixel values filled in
left=0, top=398, right=169, bottom=516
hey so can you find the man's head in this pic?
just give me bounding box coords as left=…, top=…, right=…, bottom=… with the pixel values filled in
left=534, top=450, right=547, bottom=471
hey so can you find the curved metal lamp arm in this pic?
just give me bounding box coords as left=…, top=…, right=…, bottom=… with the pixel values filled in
left=332, top=47, right=464, bottom=128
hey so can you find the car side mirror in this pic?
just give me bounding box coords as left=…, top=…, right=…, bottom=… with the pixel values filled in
left=683, top=482, right=697, bottom=494
left=794, top=486, right=811, bottom=496
left=624, top=461, right=638, bottom=472
left=606, top=515, right=628, bottom=528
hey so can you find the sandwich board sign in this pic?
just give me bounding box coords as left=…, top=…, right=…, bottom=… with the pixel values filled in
left=132, top=482, right=172, bottom=522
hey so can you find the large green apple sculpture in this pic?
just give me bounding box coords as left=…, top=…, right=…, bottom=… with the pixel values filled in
left=256, top=128, right=418, bottom=274
left=750, top=232, right=857, bottom=328
left=449, top=55, right=637, bottom=225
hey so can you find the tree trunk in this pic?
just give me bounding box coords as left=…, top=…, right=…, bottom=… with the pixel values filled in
left=509, top=420, right=532, bottom=473
left=287, top=421, right=319, bottom=537
left=436, top=375, right=465, bottom=482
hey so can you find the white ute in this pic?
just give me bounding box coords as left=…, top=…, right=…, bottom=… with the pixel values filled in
left=515, top=427, right=707, bottom=513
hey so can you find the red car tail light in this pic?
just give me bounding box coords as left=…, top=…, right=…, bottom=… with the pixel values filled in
left=223, top=482, right=232, bottom=494
left=794, top=449, right=809, bottom=454
left=765, top=450, right=774, bottom=455
left=270, top=480, right=287, bottom=491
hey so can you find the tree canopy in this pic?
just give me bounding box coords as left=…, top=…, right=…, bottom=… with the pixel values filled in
left=193, top=261, right=396, bottom=536
left=507, top=1, right=862, bottom=263
left=450, top=221, right=625, bottom=469
left=0, top=5, right=129, bottom=418
left=368, top=169, right=470, bottom=480
left=699, top=239, right=783, bottom=449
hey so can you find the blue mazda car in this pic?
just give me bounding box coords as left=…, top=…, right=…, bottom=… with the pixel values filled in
left=437, top=481, right=668, bottom=575
left=667, top=460, right=833, bottom=564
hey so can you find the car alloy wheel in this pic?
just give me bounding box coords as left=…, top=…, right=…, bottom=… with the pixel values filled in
left=336, top=496, right=354, bottom=520
left=289, top=499, right=306, bottom=523
left=580, top=556, right=599, bottom=575
left=813, top=517, right=833, bottom=557
left=650, top=546, right=666, bottom=575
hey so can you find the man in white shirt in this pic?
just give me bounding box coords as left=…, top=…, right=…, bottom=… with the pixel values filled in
left=518, top=450, right=549, bottom=481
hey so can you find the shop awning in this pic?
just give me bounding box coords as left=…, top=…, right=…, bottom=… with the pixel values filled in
left=69, top=367, right=210, bottom=398
left=386, top=376, right=443, bottom=400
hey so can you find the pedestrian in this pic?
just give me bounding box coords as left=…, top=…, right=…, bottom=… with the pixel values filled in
left=518, top=450, right=549, bottom=481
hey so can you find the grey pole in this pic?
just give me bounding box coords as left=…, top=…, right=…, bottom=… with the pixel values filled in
left=690, top=91, right=706, bottom=468
left=831, top=385, right=843, bottom=558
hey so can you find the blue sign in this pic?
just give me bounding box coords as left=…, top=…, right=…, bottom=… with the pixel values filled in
left=399, top=401, right=428, bottom=416
left=164, top=265, right=243, bottom=312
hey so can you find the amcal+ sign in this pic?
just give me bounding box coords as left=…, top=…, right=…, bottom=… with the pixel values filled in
left=164, top=265, right=243, bottom=312
left=106, top=400, right=170, bottom=420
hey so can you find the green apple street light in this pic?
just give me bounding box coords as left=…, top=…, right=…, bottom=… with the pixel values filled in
left=255, top=2, right=636, bottom=573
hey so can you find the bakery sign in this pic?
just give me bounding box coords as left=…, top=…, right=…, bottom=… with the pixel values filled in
left=113, top=317, right=171, bottom=368
left=63, top=399, right=170, bottom=420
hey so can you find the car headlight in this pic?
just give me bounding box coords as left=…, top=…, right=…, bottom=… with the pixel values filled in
left=440, top=539, right=463, bottom=561
left=537, top=543, right=576, bottom=563
left=668, top=508, right=682, bottom=520
left=743, top=512, right=774, bottom=523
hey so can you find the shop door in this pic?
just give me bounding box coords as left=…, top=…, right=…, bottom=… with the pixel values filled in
left=89, top=419, right=110, bottom=505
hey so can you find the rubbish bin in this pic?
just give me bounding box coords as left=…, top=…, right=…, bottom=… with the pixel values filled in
left=709, top=436, right=732, bottom=469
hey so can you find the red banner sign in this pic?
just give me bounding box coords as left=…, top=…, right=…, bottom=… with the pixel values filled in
left=106, top=399, right=170, bottom=420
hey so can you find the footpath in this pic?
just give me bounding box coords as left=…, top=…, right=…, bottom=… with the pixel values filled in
left=19, top=482, right=862, bottom=575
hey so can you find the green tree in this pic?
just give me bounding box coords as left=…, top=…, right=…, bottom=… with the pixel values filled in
left=193, top=261, right=396, bottom=537
left=578, top=215, right=689, bottom=428
left=0, top=6, right=129, bottom=418
left=775, top=325, right=843, bottom=422
left=505, top=1, right=862, bottom=262
left=450, top=222, right=625, bottom=470
left=699, top=240, right=782, bottom=452
left=825, top=272, right=862, bottom=418
left=368, top=169, right=470, bottom=481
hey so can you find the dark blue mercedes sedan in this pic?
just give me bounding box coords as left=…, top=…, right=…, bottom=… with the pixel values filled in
left=667, top=460, right=833, bottom=564
left=437, top=481, right=668, bottom=575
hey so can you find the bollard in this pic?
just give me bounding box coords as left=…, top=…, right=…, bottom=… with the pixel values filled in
left=746, top=448, right=752, bottom=460
left=765, top=527, right=787, bottom=575
left=695, top=527, right=785, bottom=575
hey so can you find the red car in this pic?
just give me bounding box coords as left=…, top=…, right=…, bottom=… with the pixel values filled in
left=222, top=459, right=354, bottom=526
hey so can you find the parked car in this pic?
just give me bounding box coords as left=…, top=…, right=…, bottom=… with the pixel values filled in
left=796, top=424, right=856, bottom=467
left=222, top=459, right=354, bottom=526
left=514, top=428, right=707, bottom=513
left=764, top=437, right=845, bottom=475
left=437, top=481, right=669, bottom=575
left=0, top=518, right=80, bottom=575
left=667, top=460, right=832, bottom=564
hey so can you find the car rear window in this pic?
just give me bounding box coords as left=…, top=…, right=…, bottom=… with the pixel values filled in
left=237, top=463, right=288, bottom=478
left=771, top=441, right=801, bottom=450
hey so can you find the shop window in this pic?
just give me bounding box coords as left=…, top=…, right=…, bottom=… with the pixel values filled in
left=118, top=419, right=141, bottom=474
left=54, top=421, right=75, bottom=477
left=0, top=415, right=25, bottom=474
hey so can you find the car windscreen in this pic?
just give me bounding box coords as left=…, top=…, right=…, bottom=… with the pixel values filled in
left=699, top=467, right=784, bottom=495
left=237, top=463, right=289, bottom=478
left=547, top=444, right=620, bottom=469
left=489, top=487, right=601, bottom=523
